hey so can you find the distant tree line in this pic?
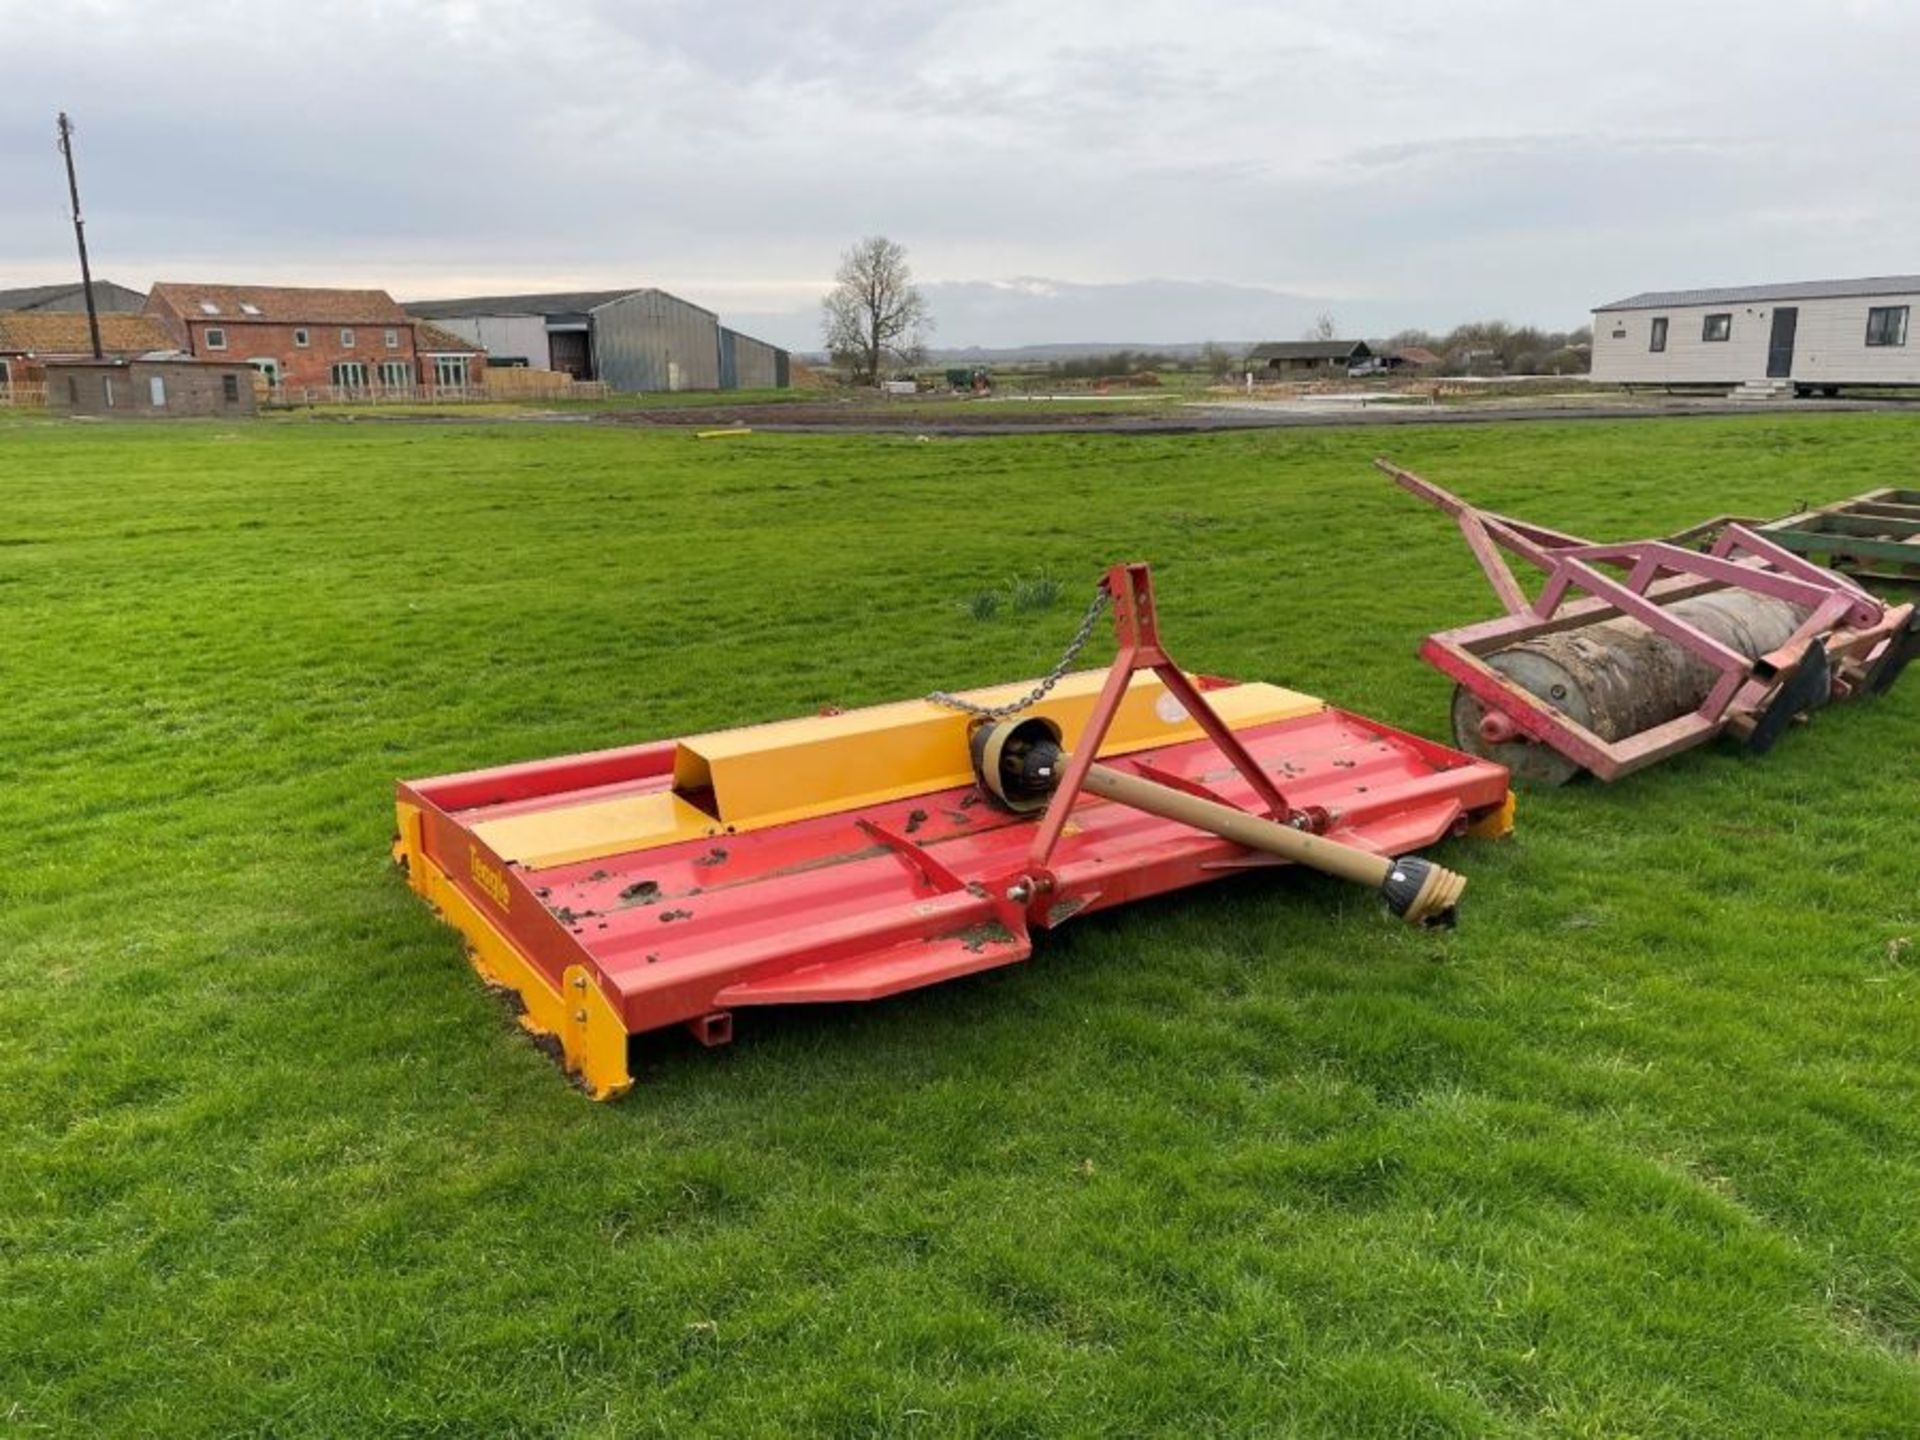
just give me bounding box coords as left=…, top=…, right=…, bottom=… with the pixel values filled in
left=1378, top=321, right=1592, bottom=377
left=983, top=322, right=1594, bottom=386
left=1043, top=349, right=1181, bottom=380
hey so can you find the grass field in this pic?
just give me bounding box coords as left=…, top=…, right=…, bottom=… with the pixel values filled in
left=2, top=412, right=1918, bottom=1436
left=277, top=387, right=816, bottom=419
left=258, top=389, right=1192, bottom=426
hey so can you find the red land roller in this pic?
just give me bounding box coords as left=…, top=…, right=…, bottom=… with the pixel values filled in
left=1380, top=460, right=1920, bottom=784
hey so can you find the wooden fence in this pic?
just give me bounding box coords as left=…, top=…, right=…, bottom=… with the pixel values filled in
left=262, top=378, right=611, bottom=408
left=6, top=376, right=616, bottom=410
left=5, top=371, right=614, bottom=411
left=481, top=367, right=608, bottom=400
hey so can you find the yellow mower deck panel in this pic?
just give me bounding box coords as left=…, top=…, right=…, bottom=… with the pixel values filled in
left=474, top=791, right=725, bottom=870
left=473, top=670, right=1323, bottom=869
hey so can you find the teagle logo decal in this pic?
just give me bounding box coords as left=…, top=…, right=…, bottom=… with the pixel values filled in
left=469, top=844, right=511, bottom=912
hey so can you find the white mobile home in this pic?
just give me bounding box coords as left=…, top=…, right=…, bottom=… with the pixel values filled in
left=1591, top=275, right=1920, bottom=395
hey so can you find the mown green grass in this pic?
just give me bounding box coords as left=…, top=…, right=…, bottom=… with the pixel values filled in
left=1, top=414, right=1917, bottom=1437
left=269, top=389, right=1189, bottom=424
left=272, top=387, right=814, bottom=421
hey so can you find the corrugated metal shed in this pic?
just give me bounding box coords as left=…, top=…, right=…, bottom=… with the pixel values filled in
left=591, top=290, right=719, bottom=392
left=404, top=288, right=790, bottom=392
left=719, top=327, right=789, bottom=390
left=1599, top=274, right=1920, bottom=312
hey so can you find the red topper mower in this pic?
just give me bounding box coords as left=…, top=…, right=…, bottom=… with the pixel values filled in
left=395, top=563, right=1512, bottom=1097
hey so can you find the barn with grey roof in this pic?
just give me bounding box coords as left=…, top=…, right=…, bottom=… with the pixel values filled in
left=406, top=288, right=788, bottom=393
left=0, top=279, right=146, bottom=314
left=1245, top=339, right=1374, bottom=379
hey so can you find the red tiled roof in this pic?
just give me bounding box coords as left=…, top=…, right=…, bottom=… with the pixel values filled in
left=413, top=321, right=483, bottom=353
left=0, top=312, right=176, bottom=356
left=149, top=282, right=408, bottom=325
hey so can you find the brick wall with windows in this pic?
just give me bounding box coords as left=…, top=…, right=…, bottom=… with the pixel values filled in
left=144, top=285, right=419, bottom=390
left=168, top=319, right=418, bottom=388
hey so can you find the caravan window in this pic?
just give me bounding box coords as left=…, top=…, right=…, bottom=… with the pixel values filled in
left=1702, top=314, right=1732, bottom=342
left=1649, top=317, right=1668, bottom=352
left=1866, top=306, right=1909, bottom=347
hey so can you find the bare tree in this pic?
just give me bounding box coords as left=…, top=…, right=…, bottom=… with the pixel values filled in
left=1197, top=341, right=1238, bottom=378
left=1303, top=311, right=1339, bottom=342
left=822, top=236, right=932, bottom=384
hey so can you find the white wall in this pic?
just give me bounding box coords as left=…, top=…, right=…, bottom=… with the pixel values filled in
left=1794, top=300, right=1920, bottom=383
left=1591, top=294, right=1920, bottom=387
left=423, top=314, right=550, bottom=368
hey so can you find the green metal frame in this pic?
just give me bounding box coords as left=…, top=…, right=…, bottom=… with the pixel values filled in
left=1758, top=488, right=1920, bottom=584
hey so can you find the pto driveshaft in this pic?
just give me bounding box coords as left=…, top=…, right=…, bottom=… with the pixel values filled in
left=1080, top=761, right=1464, bottom=925
left=974, top=717, right=1467, bottom=927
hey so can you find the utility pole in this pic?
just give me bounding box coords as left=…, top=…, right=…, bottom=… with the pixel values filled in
left=55, top=112, right=104, bottom=360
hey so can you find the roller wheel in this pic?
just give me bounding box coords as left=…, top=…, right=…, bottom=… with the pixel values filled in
left=1450, top=685, right=1583, bottom=787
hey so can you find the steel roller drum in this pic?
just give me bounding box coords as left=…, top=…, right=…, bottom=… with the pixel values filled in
left=1452, top=592, right=1809, bottom=784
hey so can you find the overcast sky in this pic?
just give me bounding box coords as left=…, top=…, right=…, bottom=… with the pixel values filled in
left=5, top=1, right=1918, bottom=348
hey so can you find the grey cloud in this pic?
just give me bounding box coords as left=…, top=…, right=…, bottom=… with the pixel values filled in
left=1342, top=134, right=1763, bottom=170
left=4, top=1, right=1919, bottom=345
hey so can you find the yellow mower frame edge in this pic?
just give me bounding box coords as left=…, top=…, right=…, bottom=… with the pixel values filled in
left=395, top=802, right=633, bottom=1100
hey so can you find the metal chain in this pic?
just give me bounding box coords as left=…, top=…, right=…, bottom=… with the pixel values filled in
left=927, top=580, right=1113, bottom=721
